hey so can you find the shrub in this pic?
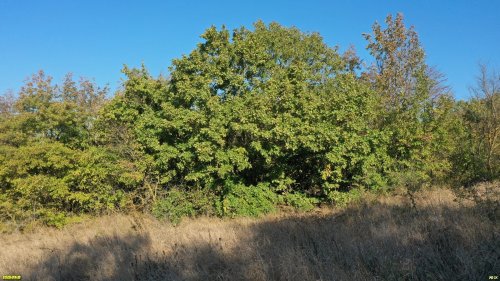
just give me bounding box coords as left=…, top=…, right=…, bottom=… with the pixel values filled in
left=217, top=181, right=277, bottom=218
left=41, top=210, right=68, bottom=229
left=280, top=192, right=318, bottom=212
left=152, top=188, right=216, bottom=224
left=326, top=188, right=363, bottom=207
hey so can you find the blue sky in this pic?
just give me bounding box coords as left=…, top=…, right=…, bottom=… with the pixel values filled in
left=0, top=0, right=499, bottom=100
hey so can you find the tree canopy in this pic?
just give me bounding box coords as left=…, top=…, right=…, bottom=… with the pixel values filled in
left=0, top=16, right=497, bottom=228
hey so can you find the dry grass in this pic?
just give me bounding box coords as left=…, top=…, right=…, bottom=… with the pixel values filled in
left=0, top=185, right=498, bottom=281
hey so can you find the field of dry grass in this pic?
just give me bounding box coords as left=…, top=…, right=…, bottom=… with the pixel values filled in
left=0, top=185, right=498, bottom=281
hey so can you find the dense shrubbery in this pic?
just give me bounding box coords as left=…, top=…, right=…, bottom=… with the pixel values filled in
left=217, top=181, right=278, bottom=217
left=152, top=188, right=217, bottom=224
left=0, top=72, right=142, bottom=228
left=0, top=15, right=498, bottom=227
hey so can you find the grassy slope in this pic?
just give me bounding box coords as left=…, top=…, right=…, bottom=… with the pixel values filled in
left=0, top=186, right=498, bottom=281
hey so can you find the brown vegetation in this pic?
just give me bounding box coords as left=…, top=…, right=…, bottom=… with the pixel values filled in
left=1, top=185, right=498, bottom=281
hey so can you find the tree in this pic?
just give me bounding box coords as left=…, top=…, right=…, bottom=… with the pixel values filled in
left=469, top=64, right=500, bottom=179
left=8, top=71, right=106, bottom=148
left=363, top=13, right=427, bottom=112
left=0, top=91, right=16, bottom=117
left=107, top=21, right=385, bottom=212
left=452, top=64, right=500, bottom=184
left=0, top=71, right=134, bottom=228
left=363, top=13, right=454, bottom=191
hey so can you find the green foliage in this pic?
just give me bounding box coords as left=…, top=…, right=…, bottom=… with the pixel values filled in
left=326, top=188, right=363, bottom=207
left=217, top=181, right=277, bottom=217
left=449, top=66, right=499, bottom=185
left=152, top=188, right=217, bottom=224
left=0, top=19, right=497, bottom=228
left=108, top=21, right=384, bottom=200
left=40, top=210, right=68, bottom=229
left=152, top=190, right=196, bottom=224
left=280, top=192, right=318, bottom=212
left=66, top=147, right=138, bottom=213
left=0, top=141, right=75, bottom=220
left=0, top=72, right=136, bottom=227
left=364, top=13, right=457, bottom=191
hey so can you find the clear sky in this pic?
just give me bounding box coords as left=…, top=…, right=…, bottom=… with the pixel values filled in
left=0, top=0, right=499, bottom=100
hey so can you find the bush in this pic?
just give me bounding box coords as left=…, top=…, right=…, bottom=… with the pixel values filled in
left=152, top=188, right=216, bottom=224
left=67, top=147, right=139, bottom=213
left=41, top=210, right=68, bottom=229
left=326, top=188, right=363, bottom=207
left=217, top=182, right=277, bottom=218
left=280, top=192, right=318, bottom=212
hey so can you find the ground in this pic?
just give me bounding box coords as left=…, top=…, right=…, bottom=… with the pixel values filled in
left=1, top=186, right=498, bottom=281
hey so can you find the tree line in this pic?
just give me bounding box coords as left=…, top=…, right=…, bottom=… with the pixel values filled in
left=0, top=14, right=498, bottom=228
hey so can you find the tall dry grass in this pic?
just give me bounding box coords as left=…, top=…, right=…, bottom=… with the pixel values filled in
left=0, top=184, right=498, bottom=281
